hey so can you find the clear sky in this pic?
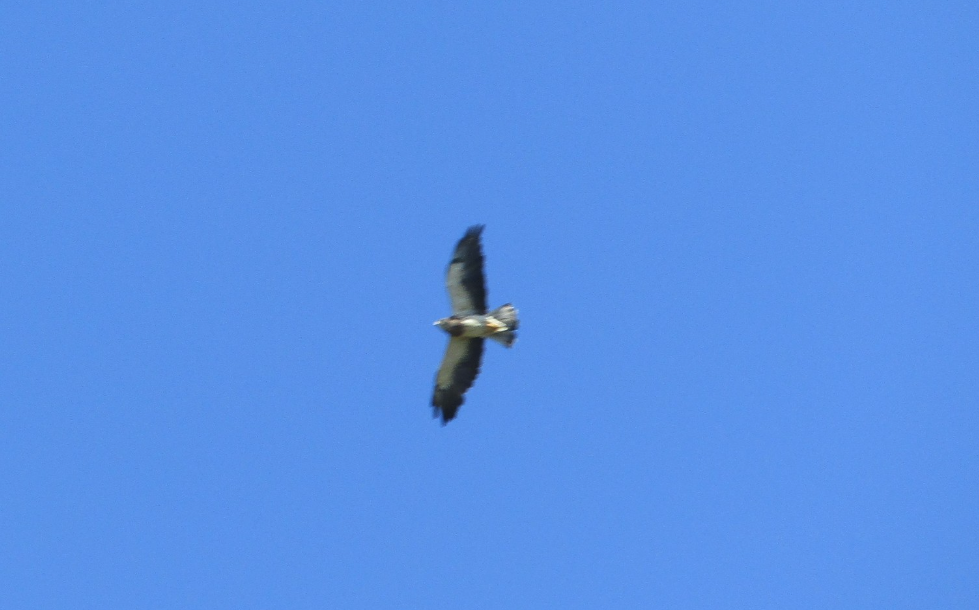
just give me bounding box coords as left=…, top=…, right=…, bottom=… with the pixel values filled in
left=2, top=2, right=977, bottom=608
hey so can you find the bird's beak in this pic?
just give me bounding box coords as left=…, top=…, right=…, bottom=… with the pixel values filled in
left=433, top=320, right=440, bottom=326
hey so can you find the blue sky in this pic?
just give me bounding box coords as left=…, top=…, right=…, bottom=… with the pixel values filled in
left=2, top=2, right=977, bottom=608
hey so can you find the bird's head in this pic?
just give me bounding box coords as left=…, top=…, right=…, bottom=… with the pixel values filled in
left=433, top=316, right=463, bottom=336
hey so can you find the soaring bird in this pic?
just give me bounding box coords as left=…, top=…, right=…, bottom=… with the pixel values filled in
left=432, top=225, right=519, bottom=424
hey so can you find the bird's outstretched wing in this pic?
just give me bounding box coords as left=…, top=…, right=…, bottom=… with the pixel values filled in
left=445, top=225, right=487, bottom=315
left=432, top=337, right=485, bottom=424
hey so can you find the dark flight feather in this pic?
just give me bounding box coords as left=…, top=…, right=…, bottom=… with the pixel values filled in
left=432, top=338, right=484, bottom=424
left=445, top=225, right=487, bottom=315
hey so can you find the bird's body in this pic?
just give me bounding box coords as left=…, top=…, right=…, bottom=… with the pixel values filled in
left=435, top=304, right=518, bottom=342
left=431, top=226, right=518, bottom=424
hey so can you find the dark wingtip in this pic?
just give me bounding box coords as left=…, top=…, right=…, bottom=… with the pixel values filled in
left=438, top=406, right=459, bottom=425
left=433, top=390, right=463, bottom=425
left=464, top=224, right=485, bottom=238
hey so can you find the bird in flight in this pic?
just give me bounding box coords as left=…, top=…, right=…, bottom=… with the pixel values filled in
left=432, top=225, right=519, bottom=424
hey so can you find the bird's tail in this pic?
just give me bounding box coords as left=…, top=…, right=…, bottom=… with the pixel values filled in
left=488, top=304, right=519, bottom=347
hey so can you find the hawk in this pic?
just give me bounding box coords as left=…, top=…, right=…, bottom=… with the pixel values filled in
left=432, top=225, right=519, bottom=424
